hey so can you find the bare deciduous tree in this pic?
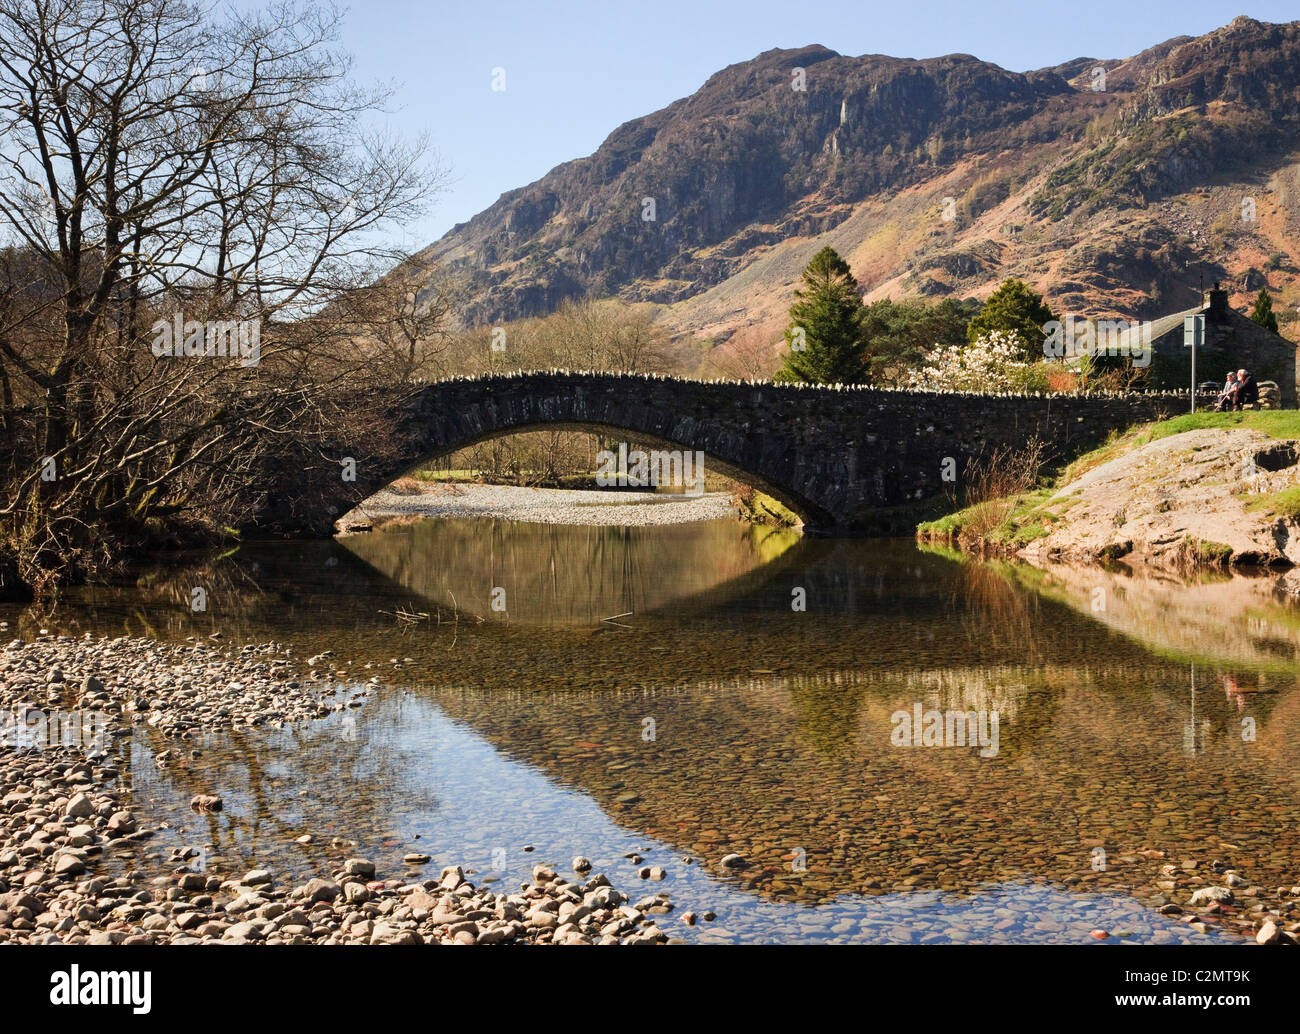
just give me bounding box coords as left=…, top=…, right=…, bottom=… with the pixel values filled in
left=532, top=298, right=676, bottom=374
left=0, top=0, right=445, bottom=594
left=336, top=254, right=458, bottom=380
left=703, top=325, right=780, bottom=381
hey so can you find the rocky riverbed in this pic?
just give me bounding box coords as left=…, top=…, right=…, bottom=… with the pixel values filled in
left=0, top=630, right=357, bottom=740
left=0, top=759, right=671, bottom=946
left=0, top=630, right=670, bottom=945
left=1148, top=859, right=1299, bottom=946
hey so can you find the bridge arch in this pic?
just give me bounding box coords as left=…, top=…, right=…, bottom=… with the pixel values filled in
left=373, top=418, right=834, bottom=529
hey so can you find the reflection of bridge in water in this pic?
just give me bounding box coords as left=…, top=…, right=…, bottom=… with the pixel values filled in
left=39, top=531, right=1300, bottom=704
left=336, top=517, right=801, bottom=626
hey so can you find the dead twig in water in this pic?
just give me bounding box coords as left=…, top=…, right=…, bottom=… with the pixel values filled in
left=377, top=607, right=430, bottom=627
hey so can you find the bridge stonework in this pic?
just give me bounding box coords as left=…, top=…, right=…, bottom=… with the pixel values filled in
left=250, top=373, right=1184, bottom=536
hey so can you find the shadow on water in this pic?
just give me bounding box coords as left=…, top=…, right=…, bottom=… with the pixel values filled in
left=4, top=516, right=1299, bottom=943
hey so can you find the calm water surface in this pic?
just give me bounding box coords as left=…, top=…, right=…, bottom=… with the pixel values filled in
left=6, top=516, right=1299, bottom=944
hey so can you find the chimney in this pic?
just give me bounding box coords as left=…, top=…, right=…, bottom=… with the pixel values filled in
left=1205, top=281, right=1229, bottom=319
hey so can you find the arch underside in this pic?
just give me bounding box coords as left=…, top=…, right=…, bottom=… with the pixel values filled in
left=383, top=418, right=835, bottom=530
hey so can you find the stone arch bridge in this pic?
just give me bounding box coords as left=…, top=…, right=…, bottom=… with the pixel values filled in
left=252, top=373, right=1182, bottom=536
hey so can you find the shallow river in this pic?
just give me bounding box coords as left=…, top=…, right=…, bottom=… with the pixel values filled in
left=5, top=516, right=1299, bottom=944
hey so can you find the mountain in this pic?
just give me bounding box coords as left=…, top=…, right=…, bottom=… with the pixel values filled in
left=419, top=16, right=1300, bottom=347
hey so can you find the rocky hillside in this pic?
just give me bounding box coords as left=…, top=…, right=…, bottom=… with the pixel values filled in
left=421, top=16, right=1300, bottom=346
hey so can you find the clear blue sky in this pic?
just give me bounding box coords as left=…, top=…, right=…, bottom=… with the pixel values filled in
left=305, top=1, right=1298, bottom=250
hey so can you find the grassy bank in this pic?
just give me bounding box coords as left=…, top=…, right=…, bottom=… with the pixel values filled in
left=917, top=487, right=1079, bottom=551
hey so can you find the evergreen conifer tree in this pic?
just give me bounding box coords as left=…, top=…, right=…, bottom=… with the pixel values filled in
left=1249, top=286, right=1279, bottom=333
left=775, top=247, right=868, bottom=384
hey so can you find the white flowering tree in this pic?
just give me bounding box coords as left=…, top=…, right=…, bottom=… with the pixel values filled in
left=906, top=331, right=1044, bottom=392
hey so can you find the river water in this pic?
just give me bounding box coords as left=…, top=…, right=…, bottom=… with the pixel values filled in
left=5, top=515, right=1299, bottom=944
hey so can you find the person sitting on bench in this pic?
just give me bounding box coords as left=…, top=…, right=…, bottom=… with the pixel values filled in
left=1235, top=368, right=1258, bottom=410
left=1216, top=371, right=1239, bottom=411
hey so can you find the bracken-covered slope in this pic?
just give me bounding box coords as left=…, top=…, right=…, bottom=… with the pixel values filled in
left=420, top=16, right=1300, bottom=343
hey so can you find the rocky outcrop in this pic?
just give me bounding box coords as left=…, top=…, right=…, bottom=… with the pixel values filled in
left=1019, top=427, right=1300, bottom=568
